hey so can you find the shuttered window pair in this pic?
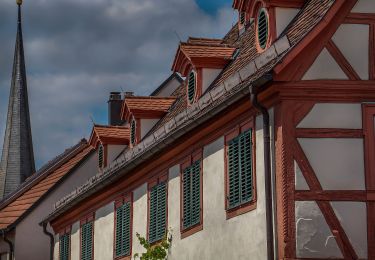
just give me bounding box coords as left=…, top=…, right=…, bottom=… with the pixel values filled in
left=59, top=233, right=70, bottom=260
left=227, top=129, right=253, bottom=209
left=182, top=160, right=201, bottom=230
left=149, top=182, right=167, bottom=243
left=115, top=202, right=132, bottom=257
left=81, top=222, right=93, bottom=260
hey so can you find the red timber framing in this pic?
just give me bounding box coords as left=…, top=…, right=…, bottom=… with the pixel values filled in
left=363, top=104, right=375, bottom=259
left=180, top=149, right=203, bottom=239
left=113, top=193, right=133, bottom=260
left=224, top=118, right=257, bottom=219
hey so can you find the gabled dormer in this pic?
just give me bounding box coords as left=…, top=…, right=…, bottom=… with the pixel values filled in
left=121, top=95, right=177, bottom=145
left=233, top=0, right=303, bottom=51
left=89, top=125, right=130, bottom=170
left=172, top=38, right=236, bottom=105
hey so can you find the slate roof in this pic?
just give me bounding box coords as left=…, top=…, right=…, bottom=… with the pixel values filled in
left=43, top=0, right=336, bottom=223
left=0, top=140, right=93, bottom=230
left=89, top=125, right=131, bottom=147
left=150, top=73, right=184, bottom=96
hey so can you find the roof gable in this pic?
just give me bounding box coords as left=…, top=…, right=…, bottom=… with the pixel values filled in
left=89, top=125, right=130, bottom=148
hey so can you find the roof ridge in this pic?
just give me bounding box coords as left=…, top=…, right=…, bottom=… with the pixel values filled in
left=94, top=124, right=129, bottom=129
left=125, top=96, right=177, bottom=100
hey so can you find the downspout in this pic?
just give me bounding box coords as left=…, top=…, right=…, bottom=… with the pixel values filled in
left=249, top=74, right=276, bottom=260
left=1, top=230, right=14, bottom=260
left=42, top=222, right=54, bottom=260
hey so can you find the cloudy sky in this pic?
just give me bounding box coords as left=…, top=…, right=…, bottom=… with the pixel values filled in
left=0, top=0, right=236, bottom=168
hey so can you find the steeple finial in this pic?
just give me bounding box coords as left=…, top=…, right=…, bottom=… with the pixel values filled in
left=16, top=0, right=22, bottom=5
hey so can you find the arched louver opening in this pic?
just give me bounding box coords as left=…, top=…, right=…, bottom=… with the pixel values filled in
left=130, top=119, right=136, bottom=145
left=239, top=12, right=246, bottom=25
left=98, top=144, right=104, bottom=169
left=187, top=71, right=196, bottom=104
left=257, top=8, right=269, bottom=50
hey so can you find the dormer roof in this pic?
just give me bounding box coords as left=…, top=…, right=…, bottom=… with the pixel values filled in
left=172, top=39, right=236, bottom=76
left=121, top=96, right=177, bottom=122
left=89, top=125, right=130, bottom=148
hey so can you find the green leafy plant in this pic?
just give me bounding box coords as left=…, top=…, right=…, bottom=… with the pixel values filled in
left=134, top=230, right=172, bottom=260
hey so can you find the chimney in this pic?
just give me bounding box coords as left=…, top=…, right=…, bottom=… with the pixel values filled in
left=108, top=92, right=123, bottom=126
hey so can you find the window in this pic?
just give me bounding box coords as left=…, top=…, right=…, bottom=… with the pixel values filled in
left=225, top=120, right=256, bottom=219
left=148, top=175, right=168, bottom=243
left=239, top=11, right=246, bottom=26
left=81, top=214, right=94, bottom=260
left=98, top=144, right=104, bottom=169
left=180, top=150, right=203, bottom=238
left=130, top=118, right=136, bottom=145
left=115, top=194, right=132, bottom=258
left=257, top=8, right=269, bottom=50
left=59, top=232, right=70, bottom=260
left=187, top=71, right=197, bottom=104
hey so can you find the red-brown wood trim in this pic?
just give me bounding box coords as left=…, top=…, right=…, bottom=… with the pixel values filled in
left=274, top=0, right=358, bottom=81
left=345, top=13, right=375, bottom=24
left=180, top=149, right=203, bottom=239
left=113, top=193, right=133, bottom=260
left=326, top=40, right=361, bottom=80
left=136, top=119, right=141, bottom=145
left=363, top=104, right=375, bottom=259
left=268, top=0, right=305, bottom=8
left=292, top=139, right=358, bottom=259
left=370, top=24, right=375, bottom=80
left=146, top=172, right=169, bottom=243
left=295, top=128, right=364, bottom=138
left=224, top=118, right=257, bottom=220
left=294, top=190, right=368, bottom=201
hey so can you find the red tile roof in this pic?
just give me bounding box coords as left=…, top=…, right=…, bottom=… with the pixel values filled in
left=0, top=141, right=93, bottom=230
left=89, top=125, right=130, bottom=147
left=172, top=41, right=236, bottom=76
left=121, top=96, right=177, bottom=122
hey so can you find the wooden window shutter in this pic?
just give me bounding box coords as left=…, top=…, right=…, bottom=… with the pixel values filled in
left=81, top=222, right=93, bottom=260
left=59, top=234, right=70, bottom=260
left=149, top=182, right=167, bottom=243
left=115, top=202, right=132, bottom=257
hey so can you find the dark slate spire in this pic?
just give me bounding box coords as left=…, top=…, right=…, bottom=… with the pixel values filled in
left=0, top=0, right=35, bottom=199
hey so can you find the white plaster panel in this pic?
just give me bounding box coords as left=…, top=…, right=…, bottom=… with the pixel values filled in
left=167, top=164, right=181, bottom=247
left=303, top=48, right=348, bottom=80
left=132, top=183, right=148, bottom=257
left=331, top=202, right=368, bottom=259
left=352, top=0, right=375, bottom=13
left=141, top=119, right=159, bottom=139
left=202, top=68, right=222, bottom=94
left=295, top=161, right=309, bottom=190
left=53, top=235, right=59, bottom=260
left=275, top=8, right=300, bottom=37
left=94, top=202, right=115, bottom=260
left=295, top=201, right=343, bottom=258
left=299, top=138, right=365, bottom=190
left=70, top=221, right=80, bottom=260
left=298, top=103, right=363, bottom=129
left=332, top=24, right=369, bottom=80
left=154, top=77, right=182, bottom=97
left=107, top=144, right=126, bottom=164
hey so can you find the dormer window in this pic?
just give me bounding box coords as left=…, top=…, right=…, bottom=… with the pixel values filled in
left=98, top=144, right=104, bottom=169
left=256, top=8, right=270, bottom=51
left=187, top=70, right=197, bottom=105
left=130, top=118, right=136, bottom=145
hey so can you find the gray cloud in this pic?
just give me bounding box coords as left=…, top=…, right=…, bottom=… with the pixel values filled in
left=0, top=0, right=236, bottom=167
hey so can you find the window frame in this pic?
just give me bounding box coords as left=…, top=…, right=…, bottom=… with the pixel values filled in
left=113, top=193, right=133, bottom=260
left=147, top=173, right=169, bottom=244
left=180, top=149, right=203, bottom=239
left=224, top=119, right=257, bottom=220
left=59, top=226, right=71, bottom=260
left=80, top=213, right=95, bottom=260
left=256, top=7, right=270, bottom=52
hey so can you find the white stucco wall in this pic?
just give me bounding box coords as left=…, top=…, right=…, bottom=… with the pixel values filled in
left=132, top=184, right=148, bottom=257
left=202, top=69, right=221, bottom=94
left=275, top=8, right=300, bottom=37
left=140, top=119, right=159, bottom=140
left=15, top=152, right=97, bottom=260
left=107, top=144, right=126, bottom=164
left=94, top=202, right=115, bottom=260
left=352, top=0, right=375, bottom=13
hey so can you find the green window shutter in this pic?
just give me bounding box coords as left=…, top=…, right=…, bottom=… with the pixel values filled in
left=59, top=234, right=70, bottom=260
left=228, top=129, right=253, bottom=209
left=188, top=71, right=196, bottom=104
left=258, top=9, right=269, bottom=49
left=183, top=160, right=201, bottom=229
left=81, top=222, right=93, bottom=260
left=149, top=182, right=167, bottom=243
left=131, top=119, right=136, bottom=145
left=98, top=145, right=104, bottom=168
left=115, top=202, right=132, bottom=257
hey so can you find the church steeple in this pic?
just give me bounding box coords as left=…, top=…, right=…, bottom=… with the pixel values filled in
left=0, top=0, right=35, bottom=199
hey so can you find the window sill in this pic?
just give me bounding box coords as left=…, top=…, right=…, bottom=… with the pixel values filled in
left=181, top=222, right=203, bottom=239
left=226, top=200, right=257, bottom=220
